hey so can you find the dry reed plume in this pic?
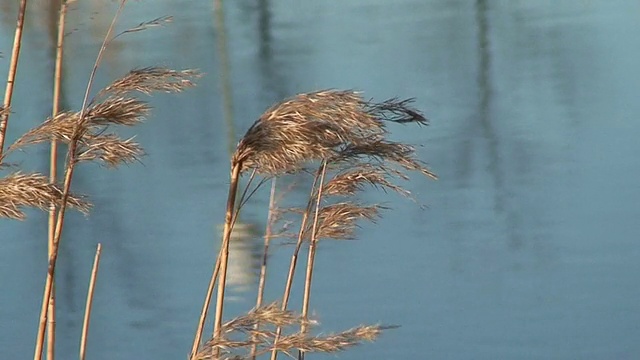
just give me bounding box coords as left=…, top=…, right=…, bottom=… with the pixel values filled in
left=233, top=90, right=435, bottom=177
left=0, top=172, right=89, bottom=220
left=195, top=303, right=388, bottom=360
left=1, top=67, right=200, bottom=220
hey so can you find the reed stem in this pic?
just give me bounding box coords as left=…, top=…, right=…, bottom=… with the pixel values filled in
left=189, top=250, right=221, bottom=359
left=0, top=0, right=27, bottom=159
left=46, top=3, right=69, bottom=360
left=250, top=178, right=277, bottom=360
left=212, top=161, right=242, bottom=359
left=33, top=3, right=127, bottom=359
left=79, top=243, right=102, bottom=360
left=298, top=162, right=328, bottom=360
left=270, top=169, right=323, bottom=360
left=256, top=177, right=276, bottom=308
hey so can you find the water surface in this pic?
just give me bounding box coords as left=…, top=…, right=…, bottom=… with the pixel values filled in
left=1, top=1, right=639, bottom=359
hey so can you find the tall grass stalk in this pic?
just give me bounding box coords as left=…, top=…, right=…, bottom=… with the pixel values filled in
left=212, top=161, right=242, bottom=358
left=47, top=3, right=70, bottom=359
left=33, top=3, right=128, bottom=359
left=0, top=0, right=28, bottom=158
left=269, top=169, right=323, bottom=360
left=256, top=178, right=278, bottom=310
left=79, top=243, right=102, bottom=360
left=250, top=178, right=278, bottom=360
left=298, top=162, right=328, bottom=360
left=190, top=162, right=243, bottom=360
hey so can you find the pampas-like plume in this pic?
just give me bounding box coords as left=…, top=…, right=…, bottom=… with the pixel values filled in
left=233, top=90, right=430, bottom=176
left=86, top=96, right=150, bottom=126
left=334, top=139, right=437, bottom=180
left=8, top=68, right=200, bottom=159
left=221, top=303, right=303, bottom=334
left=194, top=303, right=391, bottom=360
left=323, top=164, right=411, bottom=197
left=198, top=325, right=387, bottom=360
left=0, top=172, right=90, bottom=220
left=273, top=325, right=388, bottom=354
left=76, top=134, right=144, bottom=167
left=280, top=203, right=382, bottom=241
left=100, top=67, right=201, bottom=96
left=8, top=97, right=147, bottom=151
left=9, top=112, right=84, bottom=150
left=197, top=326, right=390, bottom=360
left=311, top=203, right=381, bottom=240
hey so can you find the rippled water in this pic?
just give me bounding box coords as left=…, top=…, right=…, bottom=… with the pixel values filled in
left=2, top=1, right=640, bottom=359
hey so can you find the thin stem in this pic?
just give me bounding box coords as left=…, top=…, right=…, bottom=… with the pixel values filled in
left=250, top=178, right=277, bottom=360
left=47, top=3, right=68, bottom=360
left=270, top=169, right=323, bottom=360
left=189, top=163, right=249, bottom=360
left=33, top=3, right=127, bottom=359
left=79, top=243, right=102, bottom=360
left=213, top=161, right=242, bottom=359
left=34, top=160, right=76, bottom=360
left=189, top=245, right=222, bottom=359
left=236, top=168, right=258, bottom=210
left=0, top=0, right=27, bottom=159
left=298, top=161, right=328, bottom=360
left=256, top=178, right=276, bottom=308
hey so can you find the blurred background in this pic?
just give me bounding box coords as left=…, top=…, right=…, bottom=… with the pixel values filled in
left=1, top=0, right=640, bottom=359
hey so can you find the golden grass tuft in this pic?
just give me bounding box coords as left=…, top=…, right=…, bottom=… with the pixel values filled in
left=194, top=303, right=389, bottom=360
left=233, top=90, right=432, bottom=176
left=304, top=202, right=381, bottom=240
left=99, top=67, right=201, bottom=96
left=0, top=172, right=90, bottom=220
left=76, top=134, right=144, bottom=167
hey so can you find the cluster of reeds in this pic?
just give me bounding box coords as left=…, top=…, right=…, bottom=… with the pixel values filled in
left=190, top=90, right=436, bottom=360
left=0, top=2, right=199, bottom=359
left=1, top=1, right=435, bottom=359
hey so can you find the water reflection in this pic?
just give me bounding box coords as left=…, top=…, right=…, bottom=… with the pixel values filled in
left=213, top=0, right=265, bottom=293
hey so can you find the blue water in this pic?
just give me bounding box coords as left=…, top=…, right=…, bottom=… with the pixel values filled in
left=1, top=1, right=640, bottom=359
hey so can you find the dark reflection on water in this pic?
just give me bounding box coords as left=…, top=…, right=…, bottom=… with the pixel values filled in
left=2, top=0, right=640, bottom=359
